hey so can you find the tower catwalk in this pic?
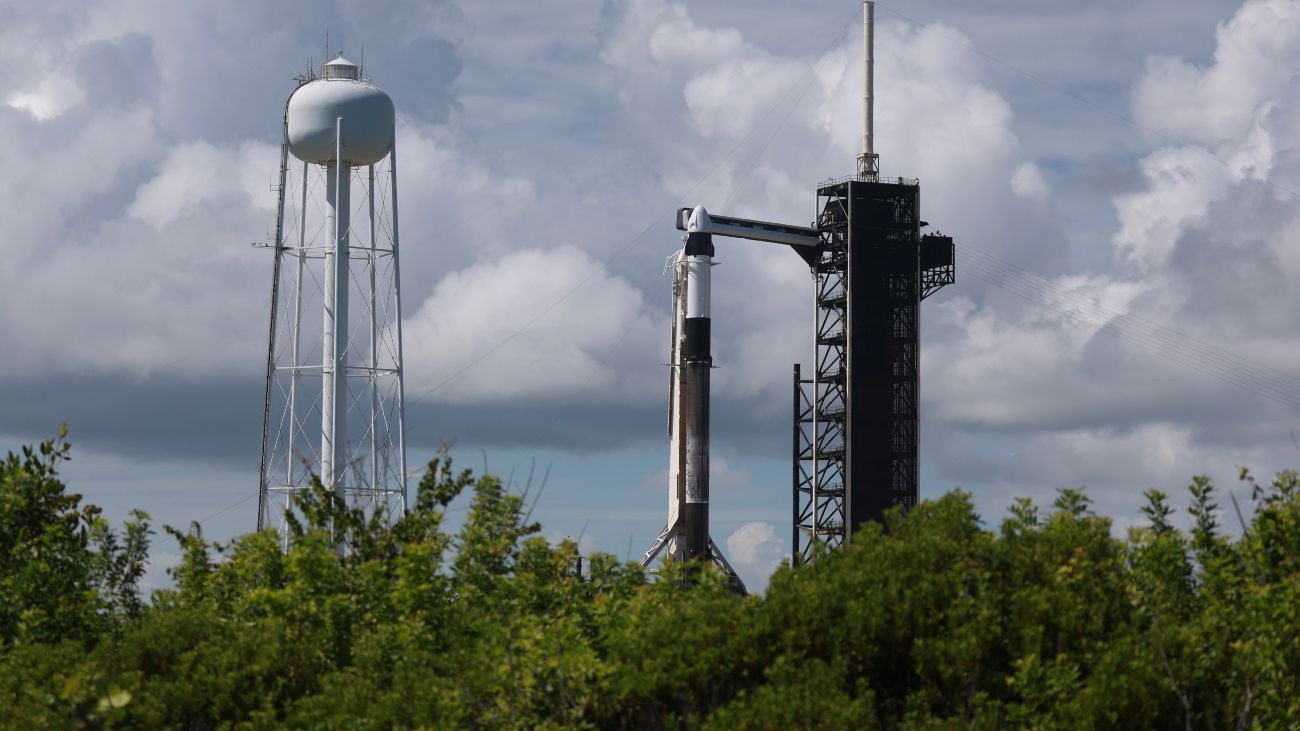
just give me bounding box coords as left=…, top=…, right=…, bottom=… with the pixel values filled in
left=256, top=54, right=408, bottom=534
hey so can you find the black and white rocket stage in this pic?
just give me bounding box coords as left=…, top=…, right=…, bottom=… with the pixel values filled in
left=640, top=206, right=745, bottom=590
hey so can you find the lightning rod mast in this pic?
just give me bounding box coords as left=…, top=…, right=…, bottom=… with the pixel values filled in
left=857, top=1, right=879, bottom=178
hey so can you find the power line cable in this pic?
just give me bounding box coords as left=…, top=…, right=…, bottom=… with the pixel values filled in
left=873, top=1, right=1297, bottom=197
left=960, top=247, right=1300, bottom=400
left=559, top=3, right=1300, bottom=419
left=410, top=6, right=861, bottom=401
left=958, top=249, right=1300, bottom=411
left=242, top=1, right=858, bottom=412
left=721, top=58, right=827, bottom=211
left=572, top=19, right=852, bottom=392
left=860, top=2, right=1300, bottom=409
left=195, top=493, right=259, bottom=527
left=960, top=245, right=1300, bottom=401
left=961, top=262, right=1300, bottom=412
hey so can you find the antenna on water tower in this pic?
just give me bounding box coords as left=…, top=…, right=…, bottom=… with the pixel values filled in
left=856, top=1, right=879, bottom=179
left=256, top=51, right=409, bottom=537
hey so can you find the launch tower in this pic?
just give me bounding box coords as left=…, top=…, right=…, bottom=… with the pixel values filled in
left=791, top=2, right=954, bottom=562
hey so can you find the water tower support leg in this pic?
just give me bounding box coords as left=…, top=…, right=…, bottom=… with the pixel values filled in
left=390, top=138, right=409, bottom=515
left=322, top=118, right=350, bottom=499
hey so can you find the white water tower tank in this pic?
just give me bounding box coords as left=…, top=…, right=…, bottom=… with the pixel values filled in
left=286, top=55, right=394, bottom=166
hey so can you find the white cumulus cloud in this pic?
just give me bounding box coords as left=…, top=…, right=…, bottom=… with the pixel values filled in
left=725, top=521, right=785, bottom=593
left=1011, top=162, right=1049, bottom=201
left=922, top=0, right=1300, bottom=523
left=402, top=245, right=665, bottom=403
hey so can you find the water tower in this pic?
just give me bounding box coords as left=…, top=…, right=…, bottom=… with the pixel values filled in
left=256, top=54, right=408, bottom=531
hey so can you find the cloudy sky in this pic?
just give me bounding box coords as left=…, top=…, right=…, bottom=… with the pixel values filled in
left=4, top=0, right=1299, bottom=591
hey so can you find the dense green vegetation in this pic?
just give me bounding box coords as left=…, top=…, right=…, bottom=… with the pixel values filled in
left=2, top=429, right=1299, bottom=729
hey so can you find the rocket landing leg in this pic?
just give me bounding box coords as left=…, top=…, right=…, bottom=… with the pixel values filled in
left=639, top=521, right=746, bottom=594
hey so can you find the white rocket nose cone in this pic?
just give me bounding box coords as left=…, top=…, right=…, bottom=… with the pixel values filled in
left=687, top=205, right=712, bottom=233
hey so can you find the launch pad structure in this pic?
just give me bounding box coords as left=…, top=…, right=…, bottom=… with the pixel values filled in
left=792, top=177, right=953, bottom=563
left=642, top=1, right=955, bottom=573
left=790, top=1, right=955, bottom=561
left=649, top=189, right=953, bottom=569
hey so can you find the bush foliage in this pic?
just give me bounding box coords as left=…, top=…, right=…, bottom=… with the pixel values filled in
left=2, top=430, right=1299, bottom=728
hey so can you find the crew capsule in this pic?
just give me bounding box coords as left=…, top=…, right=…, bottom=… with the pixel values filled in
left=686, top=205, right=712, bottom=233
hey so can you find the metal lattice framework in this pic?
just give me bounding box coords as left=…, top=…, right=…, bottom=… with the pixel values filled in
left=791, top=0, right=955, bottom=564
left=256, top=126, right=408, bottom=536
left=796, top=184, right=852, bottom=562
left=792, top=364, right=816, bottom=563
left=793, top=175, right=952, bottom=565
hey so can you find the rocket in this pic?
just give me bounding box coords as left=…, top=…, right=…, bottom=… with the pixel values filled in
left=673, top=205, right=714, bottom=561
left=640, top=205, right=744, bottom=589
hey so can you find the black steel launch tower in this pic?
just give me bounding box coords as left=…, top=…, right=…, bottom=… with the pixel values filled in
left=792, top=178, right=953, bottom=563
left=646, top=2, right=956, bottom=573
left=788, top=1, right=955, bottom=563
